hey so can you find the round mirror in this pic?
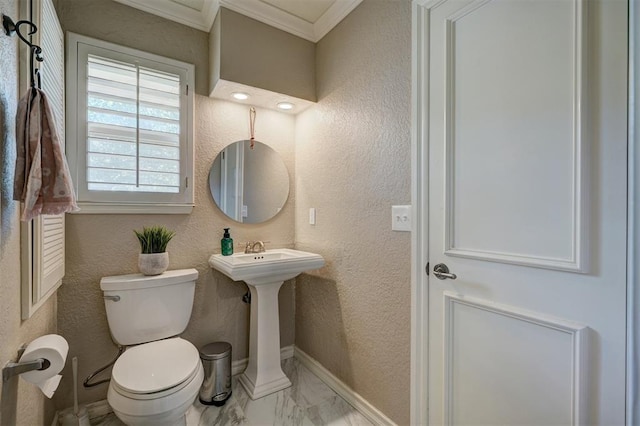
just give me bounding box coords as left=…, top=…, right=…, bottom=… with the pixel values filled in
left=209, top=140, right=289, bottom=223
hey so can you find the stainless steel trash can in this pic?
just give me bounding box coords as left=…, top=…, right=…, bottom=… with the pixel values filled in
left=199, top=342, right=232, bottom=406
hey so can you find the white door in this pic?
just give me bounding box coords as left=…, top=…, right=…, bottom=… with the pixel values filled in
left=420, top=0, right=628, bottom=424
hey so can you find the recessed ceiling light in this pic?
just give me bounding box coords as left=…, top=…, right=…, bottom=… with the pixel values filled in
left=277, top=102, right=294, bottom=110
left=232, top=92, right=249, bottom=100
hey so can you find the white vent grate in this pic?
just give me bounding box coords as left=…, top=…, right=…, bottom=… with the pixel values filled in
left=32, top=0, right=65, bottom=305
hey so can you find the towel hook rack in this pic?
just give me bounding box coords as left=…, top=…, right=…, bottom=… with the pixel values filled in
left=2, top=13, right=43, bottom=88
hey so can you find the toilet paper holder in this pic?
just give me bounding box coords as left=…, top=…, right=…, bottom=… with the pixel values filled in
left=2, top=345, right=51, bottom=383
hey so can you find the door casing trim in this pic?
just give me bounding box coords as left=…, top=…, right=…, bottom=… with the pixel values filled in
left=626, top=0, right=638, bottom=423
left=410, top=1, right=430, bottom=424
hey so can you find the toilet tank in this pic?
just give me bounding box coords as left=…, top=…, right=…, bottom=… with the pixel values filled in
left=100, top=269, right=199, bottom=346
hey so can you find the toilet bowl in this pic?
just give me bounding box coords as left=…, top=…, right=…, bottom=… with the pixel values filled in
left=100, top=269, right=201, bottom=426
left=107, top=338, right=204, bottom=426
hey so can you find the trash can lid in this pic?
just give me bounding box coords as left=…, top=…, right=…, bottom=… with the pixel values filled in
left=200, top=341, right=232, bottom=360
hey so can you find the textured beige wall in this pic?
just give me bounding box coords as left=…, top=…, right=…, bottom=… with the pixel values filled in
left=0, top=0, right=58, bottom=424
left=55, top=0, right=210, bottom=95
left=216, top=8, right=316, bottom=101
left=56, top=97, right=296, bottom=409
left=294, top=0, right=412, bottom=424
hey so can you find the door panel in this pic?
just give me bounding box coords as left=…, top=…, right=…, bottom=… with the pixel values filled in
left=443, top=293, right=588, bottom=425
left=444, top=0, right=582, bottom=270
left=425, top=0, right=628, bottom=424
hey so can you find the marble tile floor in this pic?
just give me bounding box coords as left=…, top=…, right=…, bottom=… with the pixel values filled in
left=91, top=357, right=374, bottom=426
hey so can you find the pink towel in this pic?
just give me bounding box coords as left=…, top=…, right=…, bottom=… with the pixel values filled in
left=13, top=88, right=78, bottom=221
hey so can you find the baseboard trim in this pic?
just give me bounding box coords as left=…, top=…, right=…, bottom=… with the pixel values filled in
left=293, top=347, right=397, bottom=426
left=232, top=344, right=295, bottom=376
left=281, top=344, right=295, bottom=360
left=83, top=399, right=112, bottom=419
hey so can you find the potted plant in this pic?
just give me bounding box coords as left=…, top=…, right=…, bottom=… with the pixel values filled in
left=134, top=225, right=175, bottom=275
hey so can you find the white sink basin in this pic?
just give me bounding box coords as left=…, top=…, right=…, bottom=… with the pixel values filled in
left=208, top=248, right=324, bottom=285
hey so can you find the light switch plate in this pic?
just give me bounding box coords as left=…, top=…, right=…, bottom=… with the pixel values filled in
left=309, top=208, right=316, bottom=225
left=392, top=205, right=411, bottom=232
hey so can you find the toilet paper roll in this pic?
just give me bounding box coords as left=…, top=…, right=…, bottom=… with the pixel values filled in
left=18, top=334, right=69, bottom=398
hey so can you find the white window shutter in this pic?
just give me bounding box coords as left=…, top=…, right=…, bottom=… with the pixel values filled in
left=22, top=0, right=66, bottom=318
left=33, top=213, right=64, bottom=301
left=85, top=55, right=182, bottom=193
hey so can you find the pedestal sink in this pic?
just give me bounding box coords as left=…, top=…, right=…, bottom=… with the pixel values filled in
left=208, top=248, right=324, bottom=399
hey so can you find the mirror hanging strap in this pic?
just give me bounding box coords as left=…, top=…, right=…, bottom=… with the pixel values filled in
left=249, top=107, right=256, bottom=150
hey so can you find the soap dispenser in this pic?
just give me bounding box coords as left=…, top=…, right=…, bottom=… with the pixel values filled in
left=221, top=228, right=233, bottom=256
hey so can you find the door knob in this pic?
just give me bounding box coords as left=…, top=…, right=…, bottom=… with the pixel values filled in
left=433, top=263, right=457, bottom=280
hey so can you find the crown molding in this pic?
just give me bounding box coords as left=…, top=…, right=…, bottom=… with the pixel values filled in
left=313, top=0, right=362, bottom=41
left=220, top=0, right=362, bottom=42
left=116, top=0, right=362, bottom=42
left=219, top=0, right=314, bottom=40
left=113, top=0, right=218, bottom=32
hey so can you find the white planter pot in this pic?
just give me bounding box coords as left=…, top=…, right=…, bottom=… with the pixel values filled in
left=138, top=252, right=169, bottom=276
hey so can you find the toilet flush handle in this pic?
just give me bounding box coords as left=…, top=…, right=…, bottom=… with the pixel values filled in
left=103, top=295, right=120, bottom=302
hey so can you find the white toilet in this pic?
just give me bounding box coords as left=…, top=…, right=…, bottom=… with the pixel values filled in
left=100, top=269, right=204, bottom=426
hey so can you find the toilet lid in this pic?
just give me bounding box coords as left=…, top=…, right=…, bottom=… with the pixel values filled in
left=112, top=338, right=200, bottom=394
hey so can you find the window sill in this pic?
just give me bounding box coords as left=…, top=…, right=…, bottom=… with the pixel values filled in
left=72, top=202, right=194, bottom=215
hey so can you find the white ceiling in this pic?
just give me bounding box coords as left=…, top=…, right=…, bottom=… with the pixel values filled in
left=114, top=0, right=362, bottom=42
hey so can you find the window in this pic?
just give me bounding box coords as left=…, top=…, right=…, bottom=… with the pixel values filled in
left=66, top=33, right=195, bottom=213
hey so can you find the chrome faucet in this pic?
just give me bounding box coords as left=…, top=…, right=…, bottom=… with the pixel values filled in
left=244, top=241, right=266, bottom=254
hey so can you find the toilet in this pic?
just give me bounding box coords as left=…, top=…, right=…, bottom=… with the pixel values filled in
left=100, top=269, right=204, bottom=426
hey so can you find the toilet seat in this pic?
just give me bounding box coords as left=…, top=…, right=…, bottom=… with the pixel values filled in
left=107, top=362, right=204, bottom=422
left=111, top=338, right=201, bottom=400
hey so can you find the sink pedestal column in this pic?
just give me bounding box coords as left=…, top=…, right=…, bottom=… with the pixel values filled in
left=238, top=280, right=291, bottom=399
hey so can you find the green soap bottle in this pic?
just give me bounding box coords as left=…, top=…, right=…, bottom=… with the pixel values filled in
left=221, top=228, right=233, bottom=256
